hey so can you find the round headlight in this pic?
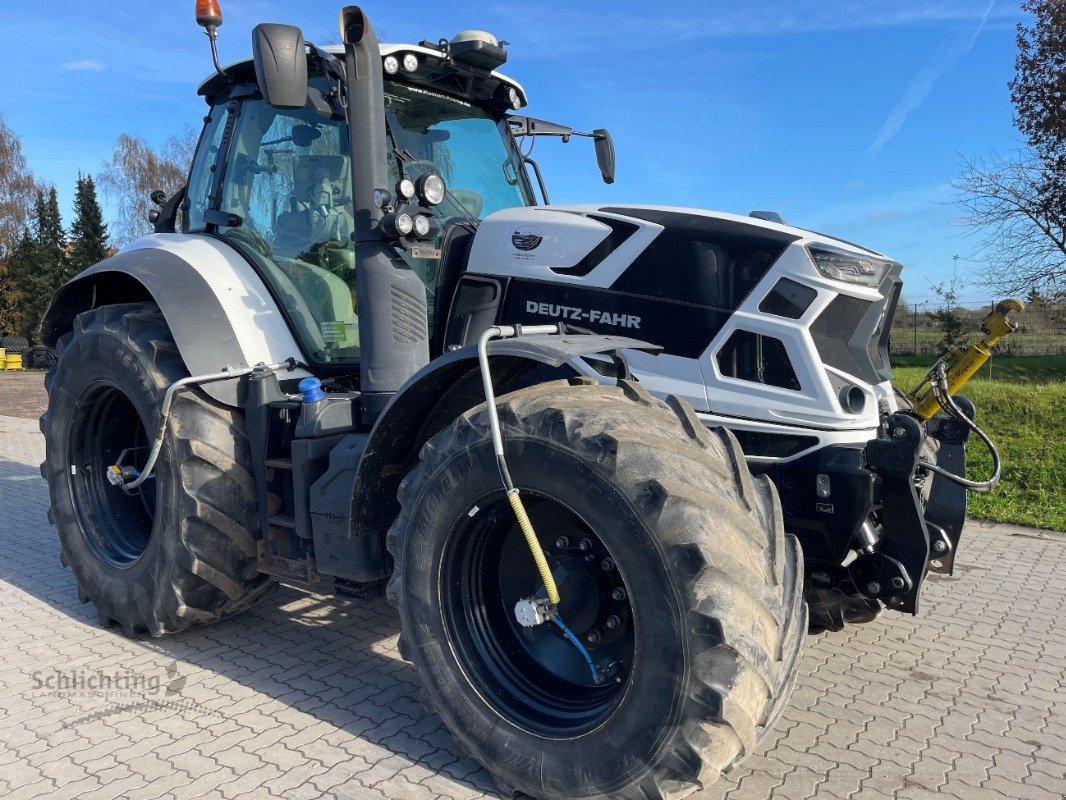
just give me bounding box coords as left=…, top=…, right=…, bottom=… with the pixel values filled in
left=395, top=213, right=414, bottom=236
left=397, top=178, right=416, bottom=200
left=508, top=87, right=521, bottom=109
left=402, top=53, right=419, bottom=73
left=417, top=173, right=446, bottom=206
left=372, top=188, right=392, bottom=209
left=383, top=55, right=399, bottom=75
left=413, top=214, right=431, bottom=237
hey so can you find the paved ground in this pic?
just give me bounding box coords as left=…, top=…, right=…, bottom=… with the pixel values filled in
left=0, top=371, right=46, bottom=420
left=1, top=413, right=1064, bottom=800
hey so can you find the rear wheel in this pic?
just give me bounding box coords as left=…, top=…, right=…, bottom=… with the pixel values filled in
left=387, top=379, right=806, bottom=799
left=41, top=303, right=274, bottom=636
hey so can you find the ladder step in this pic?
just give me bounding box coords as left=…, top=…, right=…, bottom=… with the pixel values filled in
left=265, top=457, right=293, bottom=469
left=268, top=514, right=297, bottom=529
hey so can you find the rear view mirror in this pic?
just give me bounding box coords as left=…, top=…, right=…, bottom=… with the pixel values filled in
left=593, top=128, right=615, bottom=185
left=251, top=23, right=308, bottom=109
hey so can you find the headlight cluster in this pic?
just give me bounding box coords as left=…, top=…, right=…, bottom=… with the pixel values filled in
left=807, top=245, right=892, bottom=288
left=379, top=171, right=445, bottom=244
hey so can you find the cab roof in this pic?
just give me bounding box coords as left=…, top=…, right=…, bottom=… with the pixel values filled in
left=197, top=42, right=527, bottom=106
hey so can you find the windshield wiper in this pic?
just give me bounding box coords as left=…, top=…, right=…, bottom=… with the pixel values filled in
left=392, top=147, right=479, bottom=227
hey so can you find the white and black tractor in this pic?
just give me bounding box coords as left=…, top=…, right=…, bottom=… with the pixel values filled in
left=39, top=5, right=1010, bottom=799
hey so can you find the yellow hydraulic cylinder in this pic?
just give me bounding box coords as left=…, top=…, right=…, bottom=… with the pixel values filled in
left=907, top=299, right=1024, bottom=420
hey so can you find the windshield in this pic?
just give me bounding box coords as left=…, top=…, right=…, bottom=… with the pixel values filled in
left=384, top=81, right=534, bottom=220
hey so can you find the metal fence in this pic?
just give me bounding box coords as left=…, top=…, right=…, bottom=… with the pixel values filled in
left=889, top=300, right=1066, bottom=357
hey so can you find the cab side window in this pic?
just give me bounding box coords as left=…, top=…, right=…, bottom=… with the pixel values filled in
left=183, top=106, right=228, bottom=233
left=203, top=81, right=361, bottom=366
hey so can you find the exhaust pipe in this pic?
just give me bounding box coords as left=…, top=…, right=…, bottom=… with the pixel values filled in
left=339, top=6, right=429, bottom=423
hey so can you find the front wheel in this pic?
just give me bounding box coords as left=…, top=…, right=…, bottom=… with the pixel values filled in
left=387, top=379, right=806, bottom=800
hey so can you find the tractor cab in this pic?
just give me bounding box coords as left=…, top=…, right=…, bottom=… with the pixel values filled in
left=186, top=36, right=540, bottom=367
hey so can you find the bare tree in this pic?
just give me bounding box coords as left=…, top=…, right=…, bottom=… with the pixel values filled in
left=953, top=153, right=1066, bottom=295
left=97, top=125, right=198, bottom=245
left=0, top=113, right=39, bottom=260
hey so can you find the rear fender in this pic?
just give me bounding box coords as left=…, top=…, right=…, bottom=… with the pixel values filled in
left=41, top=234, right=311, bottom=406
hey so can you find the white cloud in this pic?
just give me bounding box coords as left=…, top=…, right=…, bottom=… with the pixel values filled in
left=61, top=59, right=105, bottom=72
left=867, top=0, right=995, bottom=158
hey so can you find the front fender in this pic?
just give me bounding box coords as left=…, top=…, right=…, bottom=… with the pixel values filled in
left=349, top=334, right=660, bottom=540
left=42, top=234, right=311, bottom=406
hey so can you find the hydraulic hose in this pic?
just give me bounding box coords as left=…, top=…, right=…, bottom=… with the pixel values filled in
left=477, top=325, right=561, bottom=606
left=508, top=490, right=560, bottom=605
left=112, top=360, right=294, bottom=493
left=916, top=362, right=1002, bottom=493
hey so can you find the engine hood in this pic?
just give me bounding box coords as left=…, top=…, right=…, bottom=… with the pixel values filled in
left=465, top=204, right=891, bottom=289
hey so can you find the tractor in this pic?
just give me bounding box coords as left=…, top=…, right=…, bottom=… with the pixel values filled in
left=38, top=4, right=1016, bottom=798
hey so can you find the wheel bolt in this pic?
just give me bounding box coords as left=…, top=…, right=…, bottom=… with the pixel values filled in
left=601, top=558, right=614, bottom=571
left=555, top=537, right=569, bottom=549
left=892, top=427, right=907, bottom=438
left=867, top=581, right=881, bottom=595
left=586, top=630, right=601, bottom=644
left=605, top=615, right=621, bottom=630
left=611, top=587, right=627, bottom=602
left=891, top=576, right=906, bottom=590
left=933, top=540, right=948, bottom=553
left=578, top=538, right=592, bottom=553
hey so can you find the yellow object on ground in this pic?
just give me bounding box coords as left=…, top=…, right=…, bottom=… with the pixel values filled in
left=908, top=299, right=1025, bottom=420
left=3, top=352, right=22, bottom=370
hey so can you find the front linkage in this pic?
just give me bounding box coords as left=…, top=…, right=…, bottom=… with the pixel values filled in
left=853, top=300, right=1023, bottom=614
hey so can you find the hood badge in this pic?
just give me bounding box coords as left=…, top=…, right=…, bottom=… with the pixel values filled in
left=511, top=225, right=543, bottom=252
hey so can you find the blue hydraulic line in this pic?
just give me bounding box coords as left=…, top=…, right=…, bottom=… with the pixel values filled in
left=552, top=617, right=599, bottom=682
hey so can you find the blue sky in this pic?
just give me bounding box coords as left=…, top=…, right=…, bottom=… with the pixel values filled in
left=1, top=1, right=1026, bottom=303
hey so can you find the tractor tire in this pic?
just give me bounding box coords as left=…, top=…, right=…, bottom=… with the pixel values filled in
left=0, top=335, right=29, bottom=354
left=386, top=378, right=806, bottom=800
left=40, top=302, right=274, bottom=636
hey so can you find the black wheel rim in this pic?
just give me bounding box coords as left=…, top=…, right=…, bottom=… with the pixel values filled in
left=440, top=491, right=635, bottom=736
left=68, top=383, right=156, bottom=567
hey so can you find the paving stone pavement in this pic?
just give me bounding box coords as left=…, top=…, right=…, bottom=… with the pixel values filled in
left=1, top=413, right=1064, bottom=800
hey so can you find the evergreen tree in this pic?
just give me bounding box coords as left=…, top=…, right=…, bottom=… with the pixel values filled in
left=24, top=187, right=67, bottom=341
left=0, top=229, right=34, bottom=337
left=69, top=173, right=109, bottom=272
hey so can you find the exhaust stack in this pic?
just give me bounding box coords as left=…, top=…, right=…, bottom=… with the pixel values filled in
left=339, top=6, right=430, bottom=423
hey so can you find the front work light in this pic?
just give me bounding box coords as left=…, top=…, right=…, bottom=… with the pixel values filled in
left=417, top=173, right=446, bottom=206
left=402, top=53, right=419, bottom=73
left=807, top=245, right=892, bottom=288
left=395, top=213, right=415, bottom=236
left=414, top=214, right=431, bottom=237
left=383, top=55, right=399, bottom=74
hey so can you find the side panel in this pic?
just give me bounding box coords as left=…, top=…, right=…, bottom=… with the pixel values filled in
left=42, top=234, right=311, bottom=405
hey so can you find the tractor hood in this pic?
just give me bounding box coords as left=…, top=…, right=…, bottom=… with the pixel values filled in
left=461, top=204, right=902, bottom=429
left=465, top=204, right=893, bottom=299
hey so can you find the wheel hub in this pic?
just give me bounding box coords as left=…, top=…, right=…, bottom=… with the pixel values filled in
left=442, top=491, right=635, bottom=735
